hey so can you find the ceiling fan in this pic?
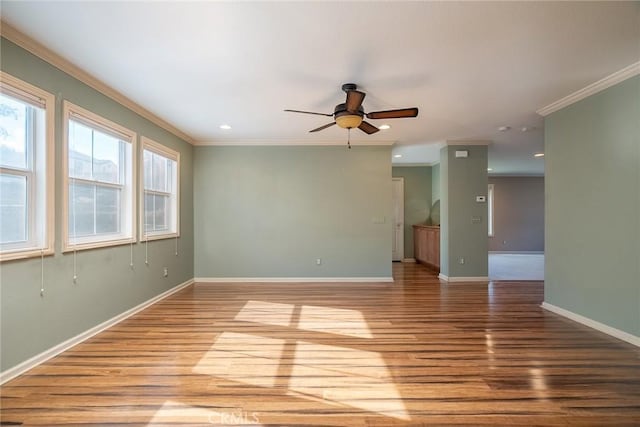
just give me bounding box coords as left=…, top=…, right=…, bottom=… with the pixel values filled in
left=285, top=83, right=418, bottom=148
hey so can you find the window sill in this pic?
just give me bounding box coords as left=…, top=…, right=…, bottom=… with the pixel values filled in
left=141, top=232, right=180, bottom=242
left=1, top=246, right=55, bottom=262
left=62, top=237, right=136, bottom=253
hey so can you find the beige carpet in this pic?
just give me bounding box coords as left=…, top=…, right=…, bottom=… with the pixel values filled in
left=489, top=253, right=544, bottom=281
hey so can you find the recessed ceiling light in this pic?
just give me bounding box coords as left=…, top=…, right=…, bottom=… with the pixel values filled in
left=379, top=124, right=391, bottom=130
left=498, top=126, right=511, bottom=132
left=521, top=126, right=533, bottom=132
left=393, top=154, right=402, bottom=158
left=219, top=124, right=232, bottom=130
left=534, top=153, right=544, bottom=157
left=487, top=168, right=493, bottom=171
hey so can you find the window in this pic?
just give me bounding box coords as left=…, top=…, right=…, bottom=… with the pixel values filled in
left=488, top=184, right=495, bottom=237
left=0, top=72, right=54, bottom=261
left=63, top=101, right=136, bottom=251
left=141, top=137, right=179, bottom=240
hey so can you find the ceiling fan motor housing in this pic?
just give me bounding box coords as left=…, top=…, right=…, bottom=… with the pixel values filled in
left=334, top=103, right=364, bottom=129
left=341, top=83, right=358, bottom=92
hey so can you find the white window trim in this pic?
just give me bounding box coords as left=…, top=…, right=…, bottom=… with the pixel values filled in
left=0, top=72, right=55, bottom=262
left=488, top=183, right=495, bottom=237
left=62, top=100, right=137, bottom=252
left=140, top=136, right=180, bottom=241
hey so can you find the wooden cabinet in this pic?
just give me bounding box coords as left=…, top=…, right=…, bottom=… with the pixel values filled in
left=413, top=225, right=440, bottom=272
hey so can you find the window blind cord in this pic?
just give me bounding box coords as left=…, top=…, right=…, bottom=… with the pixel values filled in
left=72, top=177, right=78, bottom=284
left=40, top=249, right=45, bottom=296
left=175, top=236, right=178, bottom=256
left=130, top=241, right=134, bottom=269
left=145, top=236, right=149, bottom=265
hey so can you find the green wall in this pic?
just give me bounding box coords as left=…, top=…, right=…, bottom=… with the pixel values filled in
left=440, top=154, right=450, bottom=274
left=0, top=39, right=194, bottom=372
left=392, top=166, right=431, bottom=259
left=439, top=145, right=488, bottom=278
left=430, top=163, right=441, bottom=225
left=431, top=163, right=440, bottom=203
left=194, top=146, right=392, bottom=278
left=488, top=177, right=544, bottom=252
left=545, top=75, right=640, bottom=336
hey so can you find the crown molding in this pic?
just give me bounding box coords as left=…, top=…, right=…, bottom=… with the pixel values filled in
left=488, top=173, right=544, bottom=178
left=445, top=140, right=492, bottom=146
left=193, top=139, right=395, bottom=146
left=392, top=162, right=439, bottom=167
left=0, top=21, right=195, bottom=144
left=537, top=61, right=640, bottom=117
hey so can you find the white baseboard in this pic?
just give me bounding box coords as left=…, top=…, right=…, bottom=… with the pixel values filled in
left=0, top=278, right=195, bottom=385
left=402, top=258, right=416, bottom=263
left=195, top=277, right=394, bottom=283
left=438, top=274, right=489, bottom=283
left=541, top=302, right=640, bottom=347
left=489, top=251, right=544, bottom=255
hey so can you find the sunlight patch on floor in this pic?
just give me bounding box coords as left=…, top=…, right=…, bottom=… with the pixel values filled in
left=298, top=305, right=373, bottom=338
left=194, top=301, right=410, bottom=421
left=193, top=332, right=285, bottom=388
left=148, top=400, right=263, bottom=425
left=234, top=300, right=295, bottom=326
left=290, top=341, right=409, bottom=420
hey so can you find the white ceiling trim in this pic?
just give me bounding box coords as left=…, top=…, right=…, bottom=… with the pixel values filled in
left=489, top=173, right=545, bottom=178
left=537, top=61, right=640, bottom=116
left=392, top=162, right=439, bottom=167
left=194, top=139, right=395, bottom=146
left=0, top=21, right=195, bottom=144
left=446, top=140, right=492, bottom=146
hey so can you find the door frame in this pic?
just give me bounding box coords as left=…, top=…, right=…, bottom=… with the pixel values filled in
left=392, top=177, right=404, bottom=261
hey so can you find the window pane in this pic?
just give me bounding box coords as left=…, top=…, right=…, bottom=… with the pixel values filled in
left=0, top=174, right=27, bottom=244
left=96, top=186, right=120, bottom=234
left=69, top=181, right=95, bottom=237
left=143, top=150, right=152, bottom=189
left=154, top=194, right=168, bottom=231
left=152, top=152, right=167, bottom=192
left=93, top=132, right=122, bottom=184
left=0, top=94, right=29, bottom=169
left=68, top=121, right=93, bottom=180
left=142, top=142, right=178, bottom=237
left=144, top=192, right=154, bottom=232
left=167, top=160, right=174, bottom=193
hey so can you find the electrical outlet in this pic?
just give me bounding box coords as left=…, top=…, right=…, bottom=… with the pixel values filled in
left=458, top=257, right=465, bottom=265
left=163, top=267, right=168, bottom=277
left=316, top=258, right=322, bottom=266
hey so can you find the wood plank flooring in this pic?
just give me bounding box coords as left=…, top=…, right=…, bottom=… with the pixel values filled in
left=1, top=263, right=639, bottom=426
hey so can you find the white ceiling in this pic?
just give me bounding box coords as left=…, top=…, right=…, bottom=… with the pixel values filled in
left=3, top=2, right=639, bottom=175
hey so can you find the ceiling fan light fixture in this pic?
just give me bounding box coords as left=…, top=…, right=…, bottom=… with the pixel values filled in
left=335, top=114, right=363, bottom=129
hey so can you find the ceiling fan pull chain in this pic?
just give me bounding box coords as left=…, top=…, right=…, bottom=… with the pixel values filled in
left=348, top=128, right=351, bottom=149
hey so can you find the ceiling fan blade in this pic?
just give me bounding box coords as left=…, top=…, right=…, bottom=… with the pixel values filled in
left=284, top=109, right=333, bottom=117
left=366, top=107, right=419, bottom=120
left=309, top=122, right=336, bottom=133
left=358, top=121, right=379, bottom=135
left=345, top=90, right=366, bottom=113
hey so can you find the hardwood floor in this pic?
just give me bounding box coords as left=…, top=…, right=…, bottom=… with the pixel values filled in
left=2, top=263, right=639, bottom=426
